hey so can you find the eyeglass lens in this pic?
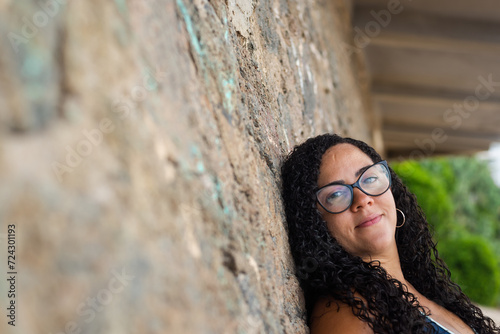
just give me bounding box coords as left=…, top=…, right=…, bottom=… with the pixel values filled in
left=317, top=162, right=390, bottom=213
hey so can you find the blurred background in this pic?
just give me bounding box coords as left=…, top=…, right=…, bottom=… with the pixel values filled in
left=350, top=0, right=500, bottom=310
left=0, top=0, right=499, bottom=333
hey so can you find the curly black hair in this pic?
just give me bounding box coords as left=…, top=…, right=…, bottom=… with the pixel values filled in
left=281, top=133, right=499, bottom=333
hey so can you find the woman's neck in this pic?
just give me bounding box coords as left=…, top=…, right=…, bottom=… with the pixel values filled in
left=362, top=246, right=408, bottom=285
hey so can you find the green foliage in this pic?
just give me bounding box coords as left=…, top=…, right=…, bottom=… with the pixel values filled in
left=421, top=157, right=500, bottom=241
left=391, top=160, right=454, bottom=236
left=391, top=157, right=500, bottom=306
left=437, top=233, right=500, bottom=306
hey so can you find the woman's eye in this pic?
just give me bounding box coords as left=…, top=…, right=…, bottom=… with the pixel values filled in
left=362, top=176, right=378, bottom=184
left=326, top=191, right=344, bottom=202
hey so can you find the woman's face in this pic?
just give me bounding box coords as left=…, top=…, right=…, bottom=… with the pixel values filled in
left=317, top=143, right=398, bottom=261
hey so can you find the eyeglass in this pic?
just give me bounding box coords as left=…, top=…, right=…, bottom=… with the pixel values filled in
left=316, top=160, right=391, bottom=214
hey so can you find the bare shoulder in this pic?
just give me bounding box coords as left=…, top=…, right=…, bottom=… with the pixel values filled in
left=309, top=296, right=373, bottom=334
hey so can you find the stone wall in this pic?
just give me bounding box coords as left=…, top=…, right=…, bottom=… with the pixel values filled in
left=0, top=0, right=374, bottom=333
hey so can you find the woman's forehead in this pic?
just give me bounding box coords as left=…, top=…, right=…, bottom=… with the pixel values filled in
left=318, top=144, right=373, bottom=185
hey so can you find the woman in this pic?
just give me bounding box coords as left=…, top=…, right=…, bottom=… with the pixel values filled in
left=281, top=133, right=499, bottom=333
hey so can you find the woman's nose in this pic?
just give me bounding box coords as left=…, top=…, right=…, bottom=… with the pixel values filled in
left=351, top=187, right=373, bottom=211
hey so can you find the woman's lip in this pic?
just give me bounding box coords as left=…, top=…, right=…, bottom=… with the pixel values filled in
left=356, top=215, right=382, bottom=228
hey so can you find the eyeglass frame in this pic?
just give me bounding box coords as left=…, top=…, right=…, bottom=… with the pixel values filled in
left=315, top=160, right=392, bottom=214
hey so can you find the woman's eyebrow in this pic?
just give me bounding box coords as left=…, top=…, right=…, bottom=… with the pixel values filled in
left=323, top=164, right=373, bottom=186
left=354, top=164, right=372, bottom=178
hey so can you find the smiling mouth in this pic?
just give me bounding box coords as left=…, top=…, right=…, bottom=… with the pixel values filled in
left=356, top=215, right=382, bottom=228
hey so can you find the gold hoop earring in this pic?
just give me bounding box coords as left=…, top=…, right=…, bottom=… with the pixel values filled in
left=396, top=208, right=406, bottom=228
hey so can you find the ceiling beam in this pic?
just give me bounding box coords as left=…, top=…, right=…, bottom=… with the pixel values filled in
left=352, top=6, right=500, bottom=54
left=372, top=84, right=500, bottom=109
left=372, top=84, right=500, bottom=134
left=382, top=125, right=499, bottom=155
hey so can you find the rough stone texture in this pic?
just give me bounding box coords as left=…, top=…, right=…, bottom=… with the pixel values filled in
left=0, top=0, right=374, bottom=333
